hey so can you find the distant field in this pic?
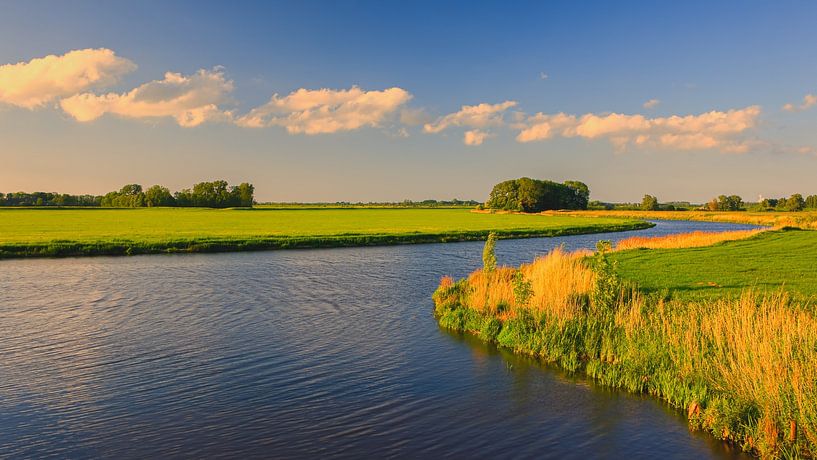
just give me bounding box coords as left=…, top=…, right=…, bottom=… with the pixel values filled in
left=610, top=229, right=817, bottom=300
left=0, top=208, right=650, bottom=258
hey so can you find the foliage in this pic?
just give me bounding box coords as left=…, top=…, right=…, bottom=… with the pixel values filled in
left=707, top=194, right=744, bottom=211
left=145, top=185, right=175, bottom=207
left=486, top=177, right=590, bottom=212
left=0, top=191, right=101, bottom=207
left=512, top=270, right=532, bottom=306
left=482, top=231, right=498, bottom=272
left=641, top=194, right=659, bottom=211
left=101, top=180, right=254, bottom=208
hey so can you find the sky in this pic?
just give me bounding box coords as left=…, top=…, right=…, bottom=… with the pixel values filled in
left=1, top=0, right=817, bottom=203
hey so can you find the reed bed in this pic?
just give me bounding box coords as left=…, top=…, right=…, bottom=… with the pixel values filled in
left=541, top=209, right=817, bottom=230
left=614, top=229, right=765, bottom=251
left=434, top=245, right=817, bottom=458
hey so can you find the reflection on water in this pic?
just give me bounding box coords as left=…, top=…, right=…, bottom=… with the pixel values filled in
left=0, top=221, right=757, bottom=458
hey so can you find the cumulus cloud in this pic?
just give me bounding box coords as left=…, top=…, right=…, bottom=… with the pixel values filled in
left=60, top=68, right=234, bottom=127
left=463, top=129, right=492, bottom=146
left=236, top=86, right=412, bottom=134
left=782, top=94, right=817, bottom=112
left=424, top=100, right=517, bottom=134
left=643, top=98, right=660, bottom=109
left=0, top=48, right=135, bottom=108
left=515, top=106, right=761, bottom=153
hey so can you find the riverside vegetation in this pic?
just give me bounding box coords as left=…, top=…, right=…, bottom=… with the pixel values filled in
left=0, top=208, right=650, bottom=259
left=434, top=229, right=817, bottom=458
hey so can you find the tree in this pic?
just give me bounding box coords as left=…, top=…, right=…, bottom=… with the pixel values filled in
left=145, top=185, right=175, bottom=207
left=787, top=194, right=805, bottom=211
left=486, top=178, right=590, bottom=212
left=486, top=179, right=521, bottom=211
left=641, top=195, right=659, bottom=211
left=234, top=183, right=255, bottom=207
left=806, top=195, right=817, bottom=209
left=564, top=181, right=590, bottom=210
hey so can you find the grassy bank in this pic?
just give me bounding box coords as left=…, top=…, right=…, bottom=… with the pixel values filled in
left=0, top=208, right=651, bottom=259
left=541, top=209, right=817, bottom=229
left=610, top=229, right=817, bottom=301
left=434, top=230, right=817, bottom=458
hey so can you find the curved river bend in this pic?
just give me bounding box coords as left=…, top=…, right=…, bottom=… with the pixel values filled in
left=0, top=220, right=759, bottom=459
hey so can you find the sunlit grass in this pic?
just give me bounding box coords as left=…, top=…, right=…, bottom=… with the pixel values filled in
left=543, top=209, right=817, bottom=229
left=434, top=231, right=817, bottom=457
left=0, top=207, right=650, bottom=258
left=610, top=229, right=817, bottom=301
left=614, top=228, right=765, bottom=251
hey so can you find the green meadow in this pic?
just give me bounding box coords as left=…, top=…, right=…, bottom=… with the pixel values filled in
left=0, top=207, right=650, bottom=258
left=610, top=229, right=817, bottom=301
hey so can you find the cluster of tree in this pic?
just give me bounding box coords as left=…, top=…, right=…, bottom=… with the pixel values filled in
left=641, top=195, right=660, bottom=211
left=101, top=181, right=255, bottom=208
left=757, top=194, right=817, bottom=212
left=259, top=199, right=480, bottom=208
left=705, top=195, right=744, bottom=211
left=588, top=199, right=693, bottom=211
left=486, top=178, right=590, bottom=212
left=0, top=192, right=101, bottom=207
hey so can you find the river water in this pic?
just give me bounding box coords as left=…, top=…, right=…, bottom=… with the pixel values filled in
left=0, top=220, right=759, bottom=459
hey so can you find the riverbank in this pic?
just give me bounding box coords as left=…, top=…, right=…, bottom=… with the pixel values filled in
left=434, top=228, right=817, bottom=458
left=540, top=209, right=817, bottom=229
left=0, top=208, right=652, bottom=259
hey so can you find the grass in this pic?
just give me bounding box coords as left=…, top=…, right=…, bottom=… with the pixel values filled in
left=434, top=230, right=817, bottom=458
left=0, top=207, right=651, bottom=258
left=610, top=229, right=817, bottom=301
left=543, top=209, right=817, bottom=229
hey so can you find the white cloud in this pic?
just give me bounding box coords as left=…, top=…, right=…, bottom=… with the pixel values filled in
left=463, top=129, right=492, bottom=146
left=0, top=48, right=135, bottom=108
left=516, top=106, right=761, bottom=154
left=783, top=94, right=817, bottom=112
left=424, top=100, right=517, bottom=134
left=237, top=86, right=412, bottom=134
left=643, top=98, right=660, bottom=109
left=60, top=68, right=234, bottom=127
left=539, top=72, right=549, bottom=80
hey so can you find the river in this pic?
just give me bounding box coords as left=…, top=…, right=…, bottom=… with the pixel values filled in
left=0, top=220, right=759, bottom=459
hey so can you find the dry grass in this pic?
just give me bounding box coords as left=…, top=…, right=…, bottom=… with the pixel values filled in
left=462, top=247, right=595, bottom=320
left=436, top=245, right=817, bottom=457
left=540, top=209, right=817, bottom=229
left=614, top=229, right=765, bottom=251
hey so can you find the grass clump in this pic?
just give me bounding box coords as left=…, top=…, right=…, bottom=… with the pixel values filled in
left=434, top=233, right=817, bottom=458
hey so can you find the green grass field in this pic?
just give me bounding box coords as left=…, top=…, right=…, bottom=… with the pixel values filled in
left=610, top=229, right=817, bottom=300
left=0, top=208, right=650, bottom=258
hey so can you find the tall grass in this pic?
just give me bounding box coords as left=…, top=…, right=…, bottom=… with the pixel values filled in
left=614, top=229, right=765, bottom=250
left=434, top=245, right=817, bottom=458
left=541, top=209, right=817, bottom=230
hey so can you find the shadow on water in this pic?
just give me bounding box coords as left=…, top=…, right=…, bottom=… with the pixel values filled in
left=439, top=327, right=751, bottom=459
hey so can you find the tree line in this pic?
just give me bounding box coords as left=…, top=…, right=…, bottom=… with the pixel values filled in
left=632, top=193, right=817, bottom=212
left=0, top=192, right=101, bottom=207
left=1, top=180, right=254, bottom=208
left=485, top=178, right=590, bottom=212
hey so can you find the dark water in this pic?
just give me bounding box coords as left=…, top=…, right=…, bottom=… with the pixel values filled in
left=0, top=220, right=759, bottom=459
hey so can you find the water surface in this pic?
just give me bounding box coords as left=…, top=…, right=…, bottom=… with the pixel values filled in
left=0, top=220, right=759, bottom=458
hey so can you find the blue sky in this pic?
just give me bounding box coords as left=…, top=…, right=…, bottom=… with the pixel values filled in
left=1, top=0, right=817, bottom=202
